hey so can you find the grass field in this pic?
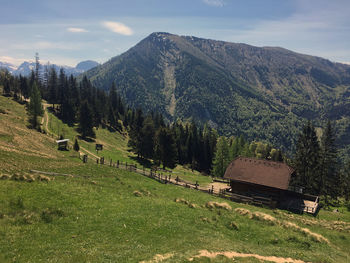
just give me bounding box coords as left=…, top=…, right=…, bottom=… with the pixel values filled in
left=1, top=96, right=350, bottom=262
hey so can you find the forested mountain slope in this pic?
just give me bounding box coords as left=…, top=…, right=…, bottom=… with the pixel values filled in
left=84, top=32, right=350, bottom=154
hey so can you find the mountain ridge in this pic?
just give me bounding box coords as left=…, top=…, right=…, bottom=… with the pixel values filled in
left=0, top=60, right=99, bottom=76
left=84, top=32, right=350, bottom=154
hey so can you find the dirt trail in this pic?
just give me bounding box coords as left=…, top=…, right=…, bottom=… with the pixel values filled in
left=79, top=146, right=99, bottom=159
left=188, top=250, right=308, bottom=263
left=155, top=175, right=229, bottom=194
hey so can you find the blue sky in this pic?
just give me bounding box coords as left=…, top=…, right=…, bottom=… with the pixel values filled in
left=0, top=0, right=349, bottom=66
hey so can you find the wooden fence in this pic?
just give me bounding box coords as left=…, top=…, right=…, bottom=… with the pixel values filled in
left=79, top=154, right=228, bottom=196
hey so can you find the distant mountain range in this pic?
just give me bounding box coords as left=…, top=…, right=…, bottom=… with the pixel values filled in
left=83, top=32, right=350, bottom=156
left=0, top=60, right=99, bottom=76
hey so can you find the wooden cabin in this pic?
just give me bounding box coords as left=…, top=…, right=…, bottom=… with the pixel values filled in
left=223, top=157, right=319, bottom=214
left=56, top=139, right=69, bottom=151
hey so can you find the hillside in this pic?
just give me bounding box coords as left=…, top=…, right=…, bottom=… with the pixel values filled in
left=84, top=32, right=350, bottom=154
left=1, top=92, right=350, bottom=262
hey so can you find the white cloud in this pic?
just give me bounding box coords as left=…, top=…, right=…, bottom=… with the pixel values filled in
left=203, top=0, right=225, bottom=7
left=102, top=21, right=133, bottom=36
left=67, top=27, right=88, bottom=33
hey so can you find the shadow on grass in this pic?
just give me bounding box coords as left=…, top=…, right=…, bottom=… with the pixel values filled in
left=77, top=135, right=96, bottom=143
left=129, top=156, right=153, bottom=168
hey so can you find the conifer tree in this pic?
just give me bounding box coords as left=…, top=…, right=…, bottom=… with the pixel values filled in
left=154, top=127, right=177, bottom=169
left=19, top=75, right=30, bottom=99
left=108, top=105, right=117, bottom=129
left=78, top=100, right=95, bottom=139
left=35, top=52, right=41, bottom=85
left=109, top=82, right=119, bottom=113
left=140, top=115, right=155, bottom=159
left=73, top=138, right=80, bottom=152
left=48, top=67, right=58, bottom=108
left=229, top=137, right=240, bottom=160
left=319, top=121, right=339, bottom=201
left=341, top=160, right=350, bottom=201
left=293, top=121, right=320, bottom=194
left=3, top=77, right=10, bottom=95
left=28, top=82, right=44, bottom=130
left=212, top=136, right=230, bottom=177
left=128, top=109, right=144, bottom=157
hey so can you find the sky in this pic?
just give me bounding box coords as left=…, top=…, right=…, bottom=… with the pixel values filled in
left=0, top=0, right=349, bottom=67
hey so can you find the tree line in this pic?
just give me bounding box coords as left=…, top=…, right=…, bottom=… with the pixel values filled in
left=0, top=64, right=218, bottom=172
left=292, top=121, right=350, bottom=202
left=1, top=59, right=349, bottom=203
left=211, top=135, right=283, bottom=178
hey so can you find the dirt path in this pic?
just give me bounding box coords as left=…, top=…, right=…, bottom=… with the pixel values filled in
left=204, top=182, right=230, bottom=191
left=42, top=103, right=49, bottom=131
left=79, top=146, right=99, bottom=159
left=188, top=250, right=308, bottom=263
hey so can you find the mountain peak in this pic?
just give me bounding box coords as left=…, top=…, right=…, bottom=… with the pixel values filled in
left=76, top=60, right=99, bottom=71
left=149, top=32, right=173, bottom=37
left=83, top=33, right=350, bottom=154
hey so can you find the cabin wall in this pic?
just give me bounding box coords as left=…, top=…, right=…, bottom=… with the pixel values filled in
left=230, top=180, right=284, bottom=200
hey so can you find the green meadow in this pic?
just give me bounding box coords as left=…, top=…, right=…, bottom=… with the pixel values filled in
left=0, top=96, right=350, bottom=262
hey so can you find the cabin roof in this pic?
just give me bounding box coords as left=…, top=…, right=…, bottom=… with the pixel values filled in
left=223, top=157, right=294, bottom=190
left=56, top=139, right=69, bottom=144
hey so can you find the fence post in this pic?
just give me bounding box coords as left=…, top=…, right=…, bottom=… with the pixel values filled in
left=195, top=181, right=198, bottom=190
left=96, top=158, right=99, bottom=164
left=176, top=176, right=179, bottom=184
left=110, top=159, right=112, bottom=167
left=211, top=185, right=214, bottom=194
left=117, top=160, right=119, bottom=168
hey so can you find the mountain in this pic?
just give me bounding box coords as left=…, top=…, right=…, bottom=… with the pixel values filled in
left=0, top=61, right=17, bottom=73
left=83, top=32, right=350, bottom=155
left=76, top=60, right=99, bottom=72
left=0, top=60, right=99, bottom=76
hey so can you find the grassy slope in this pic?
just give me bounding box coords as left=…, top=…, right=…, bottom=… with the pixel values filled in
left=0, top=96, right=350, bottom=263
left=45, top=105, right=212, bottom=185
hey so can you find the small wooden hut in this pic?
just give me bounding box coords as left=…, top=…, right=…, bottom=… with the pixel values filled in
left=56, top=139, right=69, bottom=151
